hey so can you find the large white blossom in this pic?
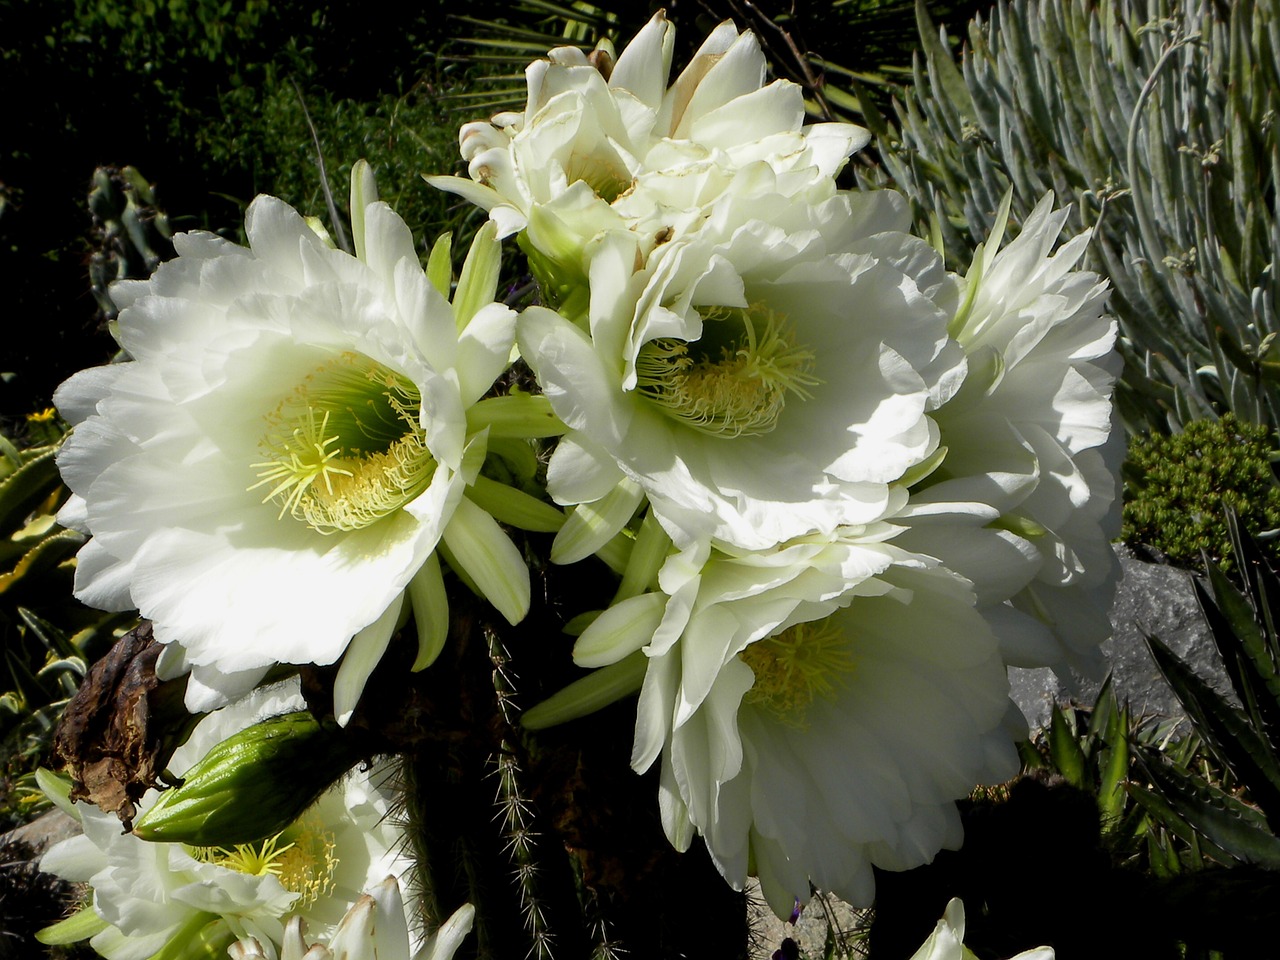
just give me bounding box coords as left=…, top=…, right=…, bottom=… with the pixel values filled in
left=39, top=684, right=414, bottom=960
left=569, top=518, right=1020, bottom=917
left=55, top=167, right=529, bottom=717
left=429, top=12, right=867, bottom=277
left=896, top=194, right=1120, bottom=676
left=228, top=877, right=474, bottom=960
left=518, top=188, right=965, bottom=553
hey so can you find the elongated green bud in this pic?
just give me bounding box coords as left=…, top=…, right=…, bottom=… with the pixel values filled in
left=133, top=711, right=360, bottom=846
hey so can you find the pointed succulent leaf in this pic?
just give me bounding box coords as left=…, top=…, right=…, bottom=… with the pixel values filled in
left=1134, top=747, right=1280, bottom=868
left=1145, top=633, right=1280, bottom=828
left=1098, top=703, right=1130, bottom=827
left=0, top=528, right=84, bottom=598
left=1194, top=570, right=1280, bottom=747
left=0, top=448, right=60, bottom=537
left=1048, top=706, right=1088, bottom=789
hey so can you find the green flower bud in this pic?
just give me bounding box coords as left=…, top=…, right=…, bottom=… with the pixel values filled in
left=133, top=711, right=360, bottom=847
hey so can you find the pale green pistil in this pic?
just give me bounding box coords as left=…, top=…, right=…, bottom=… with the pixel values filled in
left=634, top=305, right=820, bottom=438
left=740, top=619, right=855, bottom=728
left=564, top=150, right=632, bottom=203
left=251, top=352, right=435, bottom=533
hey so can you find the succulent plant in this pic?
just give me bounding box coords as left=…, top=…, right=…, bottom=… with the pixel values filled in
left=0, top=420, right=132, bottom=830
left=853, top=0, right=1280, bottom=438
left=1135, top=512, right=1280, bottom=869
left=86, top=166, right=174, bottom=326
left=1123, top=413, right=1280, bottom=570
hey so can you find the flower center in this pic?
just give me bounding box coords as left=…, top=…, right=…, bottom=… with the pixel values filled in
left=634, top=304, right=820, bottom=438
left=739, top=618, right=855, bottom=727
left=251, top=352, right=435, bottom=533
left=190, top=817, right=338, bottom=909
left=564, top=150, right=632, bottom=203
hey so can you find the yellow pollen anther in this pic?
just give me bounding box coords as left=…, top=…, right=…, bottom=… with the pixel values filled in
left=740, top=618, right=855, bottom=727
left=634, top=304, right=820, bottom=438
left=250, top=353, right=435, bottom=533
left=190, top=817, right=338, bottom=910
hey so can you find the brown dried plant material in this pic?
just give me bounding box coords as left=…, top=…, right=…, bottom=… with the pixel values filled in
left=51, top=622, right=194, bottom=830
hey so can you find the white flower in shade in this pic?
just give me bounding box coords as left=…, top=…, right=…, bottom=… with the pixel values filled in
left=228, top=878, right=474, bottom=960
left=518, top=188, right=966, bottom=554
left=38, top=684, right=414, bottom=960
left=910, top=899, right=1053, bottom=960
left=566, top=519, right=1020, bottom=917
left=55, top=165, right=531, bottom=719
left=895, top=194, right=1121, bottom=677
left=428, top=12, right=867, bottom=277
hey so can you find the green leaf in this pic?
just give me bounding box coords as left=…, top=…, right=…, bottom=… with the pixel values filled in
left=0, top=527, right=83, bottom=598
left=1098, top=704, right=1130, bottom=827
left=914, top=0, right=974, bottom=123
left=1048, top=706, right=1087, bottom=789
left=0, top=448, right=60, bottom=538
left=1145, top=633, right=1280, bottom=829
left=1135, top=749, right=1280, bottom=867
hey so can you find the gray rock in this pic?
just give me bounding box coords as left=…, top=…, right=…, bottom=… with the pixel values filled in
left=1011, top=545, right=1233, bottom=731
left=0, top=808, right=81, bottom=858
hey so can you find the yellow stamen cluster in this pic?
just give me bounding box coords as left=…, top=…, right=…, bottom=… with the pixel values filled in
left=250, top=352, right=435, bottom=534
left=190, top=817, right=339, bottom=909
left=740, top=618, right=855, bottom=728
left=634, top=304, right=820, bottom=438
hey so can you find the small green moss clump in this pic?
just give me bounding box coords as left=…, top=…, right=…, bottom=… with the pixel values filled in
left=1123, top=414, right=1280, bottom=569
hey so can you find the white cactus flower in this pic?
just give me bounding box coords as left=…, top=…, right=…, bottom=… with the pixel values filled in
left=429, top=11, right=868, bottom=282
left=897, top=193, right=1121, bottom=677
left=54, top=165, right=530, bottom=719
left=518, top=188, right=965, bottom=553
left=38, top=684, right=414, bottom=960
left=565, top=522, right=1020, bottom=917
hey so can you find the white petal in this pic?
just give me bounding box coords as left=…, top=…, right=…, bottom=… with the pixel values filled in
left=573, top=592, right=665, bottom=667
left=441, top=495, right=531, bottom=625
left=334, top=593, right=405, bottom=727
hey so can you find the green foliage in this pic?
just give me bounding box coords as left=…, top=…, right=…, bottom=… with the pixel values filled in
left=87, top=166, right=176, bottom=324
left=440, top=0, right=990, bottom=123
left=200, top=73, right=471, bottom=245
left=1137, top=514, right=1280, bottom=867
left=0, top=422, right=131, bottom=831
left=1, top=0, right=475, bottom=414
left=1123, top=414, right=1280, bottom=569
left=1020, top=678, right=1199, bottom=873
left=857, top=0, right=1280, bottom=437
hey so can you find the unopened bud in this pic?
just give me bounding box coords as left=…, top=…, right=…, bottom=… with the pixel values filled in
left=133, top=711, right=360, bottom=846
